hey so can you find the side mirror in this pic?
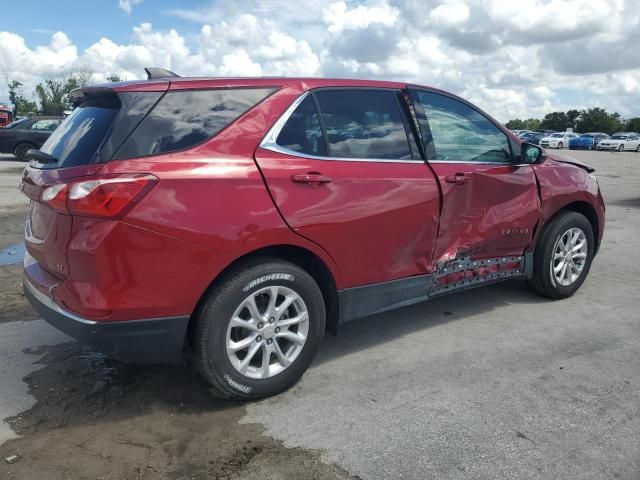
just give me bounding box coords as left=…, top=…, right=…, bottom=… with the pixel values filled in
left=521, top=142, right=543, bottom=164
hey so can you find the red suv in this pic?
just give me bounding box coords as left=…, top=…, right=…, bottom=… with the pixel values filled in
left=21, top=68, right=605, bottom=399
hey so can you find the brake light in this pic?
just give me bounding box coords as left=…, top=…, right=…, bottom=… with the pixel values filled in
left=40, top=175, right=157, bottom=218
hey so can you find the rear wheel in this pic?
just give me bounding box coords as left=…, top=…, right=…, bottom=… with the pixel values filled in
left=528, top=211, right=594, bottom=299
left=14, top=143, right=34, bottom=162
left=193, top=259, right=326, bottom=399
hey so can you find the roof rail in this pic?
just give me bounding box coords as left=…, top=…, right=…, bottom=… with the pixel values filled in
left=144, top=67, right=181, bottom=80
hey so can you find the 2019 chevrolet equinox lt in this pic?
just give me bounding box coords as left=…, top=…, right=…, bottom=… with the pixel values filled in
left=21, top=68, right=605, bottom=399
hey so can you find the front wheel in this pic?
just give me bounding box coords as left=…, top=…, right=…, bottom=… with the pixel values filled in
left=618, top=144, right=624, bottom=152
left=558, top=142, right=563, bottom=149
left=193, top=259, right=326, bottom=399
left=528, top=211, right=594, bottom=299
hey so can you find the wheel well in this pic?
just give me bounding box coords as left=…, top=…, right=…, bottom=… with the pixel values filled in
left=548, top=201, right=600, bottom=252
left=186, top=245, right=340, bottom=349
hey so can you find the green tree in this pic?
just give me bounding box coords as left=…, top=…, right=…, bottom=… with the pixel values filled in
left=7, top=80, right=37, bottom=116
left=539, top=112, right=571, bottom=132
left=505, top=118, right=541, bottom=130
left=576, top=108, right=623, bottom=134
left=566, top=109, right=580, bottom=129
left=106, top=74, right=124, bottom=82
left=625, top=117, right=640, bottom=133
left=34, top=66, right=94, bottom=115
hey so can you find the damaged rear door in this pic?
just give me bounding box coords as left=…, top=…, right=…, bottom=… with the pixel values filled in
left=408, top=88, right=541, bottom=265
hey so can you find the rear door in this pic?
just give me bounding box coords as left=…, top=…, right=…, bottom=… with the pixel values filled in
left=408, top=88, right=541, bottom=264
left=255, top=88, right=441, bottom=288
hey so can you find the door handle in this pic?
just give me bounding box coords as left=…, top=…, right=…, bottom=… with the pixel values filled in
left=291, top=173, right=332, bottom=185
left=444, top=174, right=469, bottom=186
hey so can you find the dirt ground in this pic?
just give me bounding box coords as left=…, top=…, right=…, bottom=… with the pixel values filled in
left=0, top=341, right=354, bottom=480
left=0, top=163, right=355, bottom=480
left=0, top=209, right=38, bottom=323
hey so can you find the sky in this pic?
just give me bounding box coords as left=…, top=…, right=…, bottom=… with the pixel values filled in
left=1, top=0, right=639, bottom=122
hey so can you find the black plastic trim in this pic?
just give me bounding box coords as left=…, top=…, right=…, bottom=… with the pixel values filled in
left=24, top=283, right=189, bottom=364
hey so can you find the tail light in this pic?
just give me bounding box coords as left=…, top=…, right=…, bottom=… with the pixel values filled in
left=40, top=174, right=157, bottom=218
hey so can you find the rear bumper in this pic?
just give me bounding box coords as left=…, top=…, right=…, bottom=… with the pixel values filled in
left=23, top=277, right=189, bottom=364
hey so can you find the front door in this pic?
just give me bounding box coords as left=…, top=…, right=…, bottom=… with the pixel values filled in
left=409, top=88, right=541, bottom=264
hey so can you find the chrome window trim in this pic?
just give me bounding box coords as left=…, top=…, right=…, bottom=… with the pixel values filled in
left=259, top=91, right=426, bottom=164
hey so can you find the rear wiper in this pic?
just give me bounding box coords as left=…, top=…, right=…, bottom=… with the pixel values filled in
left=26, top=149, right=58, bottom=164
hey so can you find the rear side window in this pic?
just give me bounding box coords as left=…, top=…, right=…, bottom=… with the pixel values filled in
left=276, top=96, right=327, bottom=156
left=115, top=88, right=275, bottom=159
left=314, top=90, right=412, bottom=160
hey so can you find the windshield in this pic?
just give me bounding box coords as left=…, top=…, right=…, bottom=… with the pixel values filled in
left=579, top=134, right=594, bottom=138
left=551, top=133, right=563, bottom=138
left=611, top=135, right=626, bottom=140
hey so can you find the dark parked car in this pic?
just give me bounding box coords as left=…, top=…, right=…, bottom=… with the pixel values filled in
left=519, top=131, right=547, bottom=145
left=569, top=132, right=609, bottom=150
left=0, top=116, right=63, bottom=160
left=21, top=69, right=605, bottom=399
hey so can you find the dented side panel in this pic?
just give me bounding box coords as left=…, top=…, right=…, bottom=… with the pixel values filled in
left=429, top=163, right=542, bottom=265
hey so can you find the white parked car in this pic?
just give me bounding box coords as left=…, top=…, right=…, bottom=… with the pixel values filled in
left=539, top=132, right=580, bottom=149
left=596, top=133, right=640, bottom=152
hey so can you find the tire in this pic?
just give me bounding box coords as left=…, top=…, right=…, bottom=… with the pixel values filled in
left=528, top=211, right=595, bottom=300
left=618, top=144, right=624, bottom=152
left=636, top=144, right=640, bottom=152
left=558, top=142, right=563, bottom=149
left=13, top=143, right=34, bottom=162
left=193, top=258, right=326, bottom=399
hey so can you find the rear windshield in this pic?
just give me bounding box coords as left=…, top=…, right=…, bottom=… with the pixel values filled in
left=34, top=87, right=275, bottom=168
left=39, top=96, right=119, bottom=168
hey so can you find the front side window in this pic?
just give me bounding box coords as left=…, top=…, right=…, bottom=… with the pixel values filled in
left=415, top=90, right=510, bottom=163
left=314, top=89, right=412, bottom=160
left=276, top=95, right=327, bottom=156
left=115, top=88, right=275, bottom=159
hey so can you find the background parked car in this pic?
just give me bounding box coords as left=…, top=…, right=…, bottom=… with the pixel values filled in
left=0, top=104, right=13, bottom=128
left=596, top=133, right=640, bottom=152
left=540, top=132, right=579, bottom=149
left=519, top=131, right=547, bottom=145
left=569, top=132, right=609, bottom=150
left=0, top=116, right=63, bottom=160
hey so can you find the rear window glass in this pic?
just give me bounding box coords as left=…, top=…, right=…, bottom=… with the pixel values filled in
left=114, top=88, right=275, bottom=159
left=314, top=89, right=412, bottom=160
left=39, top=96, right=120, bottom=168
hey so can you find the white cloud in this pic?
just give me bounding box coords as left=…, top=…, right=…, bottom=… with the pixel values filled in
left=1, top=0, right=639, bottom=122
left=118, top=0, right=143, bottom=15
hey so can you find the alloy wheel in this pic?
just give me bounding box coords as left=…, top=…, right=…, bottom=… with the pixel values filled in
left=226, top=285, right=309, bottom=379
left=551, top=227, right=588, bottom=287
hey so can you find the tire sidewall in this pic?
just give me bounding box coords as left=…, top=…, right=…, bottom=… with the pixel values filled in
left=14, top=143, right=33, bottom=162
left=540, top=212, right=594, bottom=298
left=200, top=263, right=325, bottom=399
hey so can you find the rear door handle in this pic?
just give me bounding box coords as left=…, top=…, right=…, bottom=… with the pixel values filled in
left=291, top=173, right=332, bottom=185
left=444, top=173, right=469, bottom=186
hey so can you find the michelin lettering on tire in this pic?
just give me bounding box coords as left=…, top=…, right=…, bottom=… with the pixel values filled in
left=224, top=374, right=252, bottom=393
left=243, top=273, right=295, bottom=292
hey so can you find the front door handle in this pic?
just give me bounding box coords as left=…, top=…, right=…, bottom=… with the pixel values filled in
left=444, top=173, right=469, bottom=186
left=291, top=173, right=332, bottom=186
